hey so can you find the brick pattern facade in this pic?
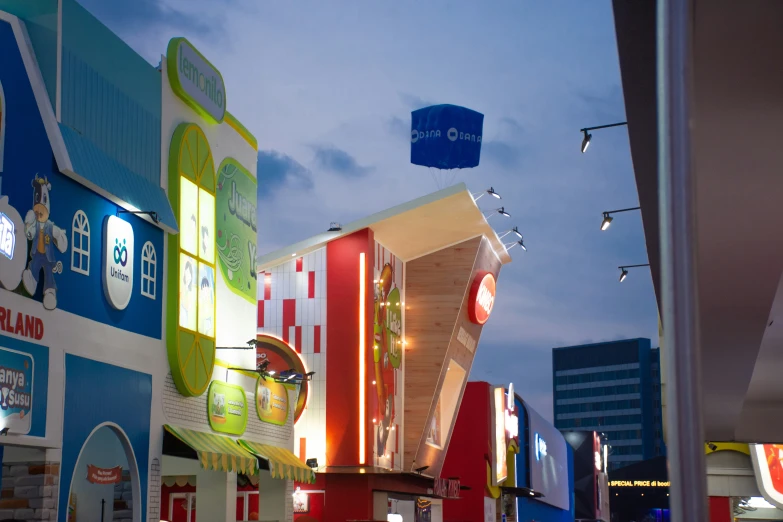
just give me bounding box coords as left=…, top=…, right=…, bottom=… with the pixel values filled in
left=148, top=458, right=160, bottom=522
left=0, top=461, right=59, bottom=522
left=163, top=373, right=292, bottom=446
left=258, top=247, right=327, bottom=464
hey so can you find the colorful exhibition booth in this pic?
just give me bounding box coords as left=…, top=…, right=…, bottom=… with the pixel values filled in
left=441, top=382, right=574, bottom=522
left=257, top=185, right=514, bottom=521
left=0, top=1, right=305, bottom=522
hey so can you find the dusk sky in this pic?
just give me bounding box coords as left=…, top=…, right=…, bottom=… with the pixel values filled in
left=82, top=0, right=659, bottom=421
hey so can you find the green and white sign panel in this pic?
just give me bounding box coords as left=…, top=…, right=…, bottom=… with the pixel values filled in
left=167, top=37, right=226, bottom=124
left=216, top=158, right=257, bottom=303
left=208, top=381, right=248, bottom=435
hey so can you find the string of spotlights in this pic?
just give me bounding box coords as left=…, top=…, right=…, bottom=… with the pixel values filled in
left=471, top=187, right=527, bottom=254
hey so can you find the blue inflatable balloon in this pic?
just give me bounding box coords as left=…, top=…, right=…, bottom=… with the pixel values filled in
left=411, top=104, right=484, bottom=169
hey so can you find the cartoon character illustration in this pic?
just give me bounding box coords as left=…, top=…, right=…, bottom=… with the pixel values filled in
left=201, top=225, right=209, bottom=257
left=22, top=175, right=67, bottom=310
left=198, top=267, right=214, bottom=336
left=179, top=259, right=195, bottom=329
left=374, top=263, right=396, bottom=458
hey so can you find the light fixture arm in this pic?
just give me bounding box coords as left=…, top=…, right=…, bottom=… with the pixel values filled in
left=580, top=122, right=628, bottom=132
left=483, top=207, right=510, bottom=219
left=618, top=263, right=650, bottom=270
left=472, top=187, right=501, bottom=202
left=117, top=209, right=160, bottom=224
left=498, top=226, right=522, bottom=240
left=605, top=206, right=641, bottom=215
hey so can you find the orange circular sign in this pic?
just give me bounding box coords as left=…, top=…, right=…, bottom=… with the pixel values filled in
left=255, top=334, right=308, bottom=424
left=468, top=272, right=496, bottom=325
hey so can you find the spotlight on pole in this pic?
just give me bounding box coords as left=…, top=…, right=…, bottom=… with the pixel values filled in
left=579, top=122, right=628, bottom=153
left=617, top=263, right=650, bottom=282
left=600, top=207, right=640, bottom=231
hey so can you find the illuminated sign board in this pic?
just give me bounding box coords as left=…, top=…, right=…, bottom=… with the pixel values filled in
left=468, top=272, right=496, bottom=325
left=166, top=37, right=226, bottom=124
left=491, top=386, right=508, bottom=485
left=102, top=216, right=134, bottom=310
left=609, top=480, right=670, bottom=488
left=751, top=444, right=783, bottom=509
left=535, top=433, right=548, bottom=461
left=505, top=383, right=518, bottom=439
left=207, top=381, right=248, bottom=435
left=0, top=212, right=15, bottom=259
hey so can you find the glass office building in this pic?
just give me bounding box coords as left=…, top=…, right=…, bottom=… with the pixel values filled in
left=552, top=338, right=665, bottom=471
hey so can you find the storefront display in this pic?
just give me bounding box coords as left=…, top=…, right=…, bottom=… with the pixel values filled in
left=1, top=1, right=302, bottom=521
left=258, top=184, right=513, bottom=521
left=441, top=383, right=573, bottom=522
left=0, top=4, right=171, bottom=522
left=159, top=27, right=309, bottom=522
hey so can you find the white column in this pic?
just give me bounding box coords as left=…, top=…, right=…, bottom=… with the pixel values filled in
left=256, top=473, right=287, bottom=522
left=373, top=491, right=389, bottom=521
left=196, top=469, right=236, bottom=522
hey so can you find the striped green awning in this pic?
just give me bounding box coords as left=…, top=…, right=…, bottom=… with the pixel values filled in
left=238, top=440, right=316, bottom=484
left=164, top=425, right=257, bottom=475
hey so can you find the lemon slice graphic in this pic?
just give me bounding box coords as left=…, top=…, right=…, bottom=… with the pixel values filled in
left=167, top=123, right=216, bottom=397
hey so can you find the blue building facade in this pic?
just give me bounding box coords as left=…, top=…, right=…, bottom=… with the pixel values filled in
left=0, top=4, right=173, bottom=522
left=514, top=396, right=575, bottom=522
left=552, top=338, right=666, bottom=471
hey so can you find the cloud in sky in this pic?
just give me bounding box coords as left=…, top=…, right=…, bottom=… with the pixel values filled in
left=398, top=92, right=435, bottom=111
left=94, top=0, right=659, bottom=422
left=311, top=145, right=374, bottom=178
left=257, top=150, right=314, bottom=200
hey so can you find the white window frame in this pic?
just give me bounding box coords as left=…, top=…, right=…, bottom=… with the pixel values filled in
left=141, top=241, right=157, bottom=299
left=70, top=210, right=90, bottom=275
left=169, top=492, right=196, bottom=522
left=236, top=491, right=259, bottom=521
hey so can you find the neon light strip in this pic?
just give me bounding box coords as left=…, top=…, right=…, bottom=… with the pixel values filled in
left=359, top=252, right=366, bottom=464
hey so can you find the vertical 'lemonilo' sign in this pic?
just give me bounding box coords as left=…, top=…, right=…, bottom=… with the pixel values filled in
left=166, top=37, right=226, bottom=124
left=166, top=123, right=217, bottom=397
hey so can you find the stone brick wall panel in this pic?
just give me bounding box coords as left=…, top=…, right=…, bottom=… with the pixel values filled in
left=1, top=461, right=60, bottom=521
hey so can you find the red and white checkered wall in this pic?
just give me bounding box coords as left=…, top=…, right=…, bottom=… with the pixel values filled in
left=258, top=247, right=326, bottom=463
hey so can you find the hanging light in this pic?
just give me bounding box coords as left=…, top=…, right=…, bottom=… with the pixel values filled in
left=601, top=213, right=613, bottom=231
left=506, top=239, right=526, bottom=251
left=579, top=122, right=627, bottom=153
left=484, top=207, right=511, bottom=219
left=600, top=206, right=640, bottom=231
left=472, top=187, right=502, bottom=201
left=581, top=130, right=592, bottom=153
left=499, top=226, right=523, bottom=240
left=617, top=263, right=649, bottom=282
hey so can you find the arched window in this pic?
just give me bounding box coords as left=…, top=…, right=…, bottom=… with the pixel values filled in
left=0, top=80, right=5, bottom=172
left=141, top=241, right=157, bottom=299
left=70, top=210, right=90, bottom=275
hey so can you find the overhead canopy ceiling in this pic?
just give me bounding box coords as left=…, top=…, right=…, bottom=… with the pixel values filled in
left=258, top=183, right=512, bottom=270
left=612, top=0, right=783, bottom=442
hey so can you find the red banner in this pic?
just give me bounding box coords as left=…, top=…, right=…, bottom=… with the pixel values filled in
left=86, top=465, right=122, bottom=485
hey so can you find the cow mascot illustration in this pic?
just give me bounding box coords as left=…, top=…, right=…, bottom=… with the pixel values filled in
left=22, top=175, right=67, bottom=310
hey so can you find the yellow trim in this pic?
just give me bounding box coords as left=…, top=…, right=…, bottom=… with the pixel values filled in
left=486, top=461, right=501, bottom=499
left=238, top=440, right=316, bottom=484
left=705, top=442, right=750, bottom=456
left=225, top=112, right=258, bottom=150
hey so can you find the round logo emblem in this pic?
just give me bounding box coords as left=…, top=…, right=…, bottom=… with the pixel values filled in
left=468, top=272, right=496, bottom=325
